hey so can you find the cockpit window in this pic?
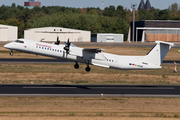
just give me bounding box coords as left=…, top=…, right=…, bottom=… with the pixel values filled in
left=15, top=40, right=24, bottom=43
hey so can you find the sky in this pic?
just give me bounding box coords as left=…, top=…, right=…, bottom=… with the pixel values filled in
left=0, top=0, right=179, bottom=10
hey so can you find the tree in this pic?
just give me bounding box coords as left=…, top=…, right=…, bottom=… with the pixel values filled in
left=157, top=10, right=170, bottom=20
left=168, top=3, right=180, bottom=19
left=88, top=9, right=98, bottom=16
left=103, top=5, right=116, bottom=17
left=11, top=3, right=16, bottom=8
left=4, top=18, right=25, bottom=38
left=116, top=5, right=126, bottom=19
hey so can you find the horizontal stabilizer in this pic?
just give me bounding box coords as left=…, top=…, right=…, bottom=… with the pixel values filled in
left=155, top=41, right=174, bottom=47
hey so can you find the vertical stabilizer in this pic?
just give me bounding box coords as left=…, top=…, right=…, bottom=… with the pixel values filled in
left=143, top=41, right=174, bottom=66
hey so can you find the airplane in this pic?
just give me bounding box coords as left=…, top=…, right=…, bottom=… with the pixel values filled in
left=4, top=38, right=174, bottom=72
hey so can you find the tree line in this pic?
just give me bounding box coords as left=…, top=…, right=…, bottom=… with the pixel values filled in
left=0, top=3, right=179, bottom=40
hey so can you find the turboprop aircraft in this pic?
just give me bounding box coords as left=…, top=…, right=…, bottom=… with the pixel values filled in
left=4, top=38, right=174, bottom=72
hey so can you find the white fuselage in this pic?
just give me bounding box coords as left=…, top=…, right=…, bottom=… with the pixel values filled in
left=4, top=39, right=164, bottom=70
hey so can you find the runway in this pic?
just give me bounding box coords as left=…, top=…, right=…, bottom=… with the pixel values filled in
left=0, top=58, right=178, bottom=64
left=0, top=58, right=73, bottom=63
left=0, top=84, right=180, bottom=97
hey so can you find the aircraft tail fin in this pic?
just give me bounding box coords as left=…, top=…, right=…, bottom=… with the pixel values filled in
left=143, top=41, right=174, bottom=66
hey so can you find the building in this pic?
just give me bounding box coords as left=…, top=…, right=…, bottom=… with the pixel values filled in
left=138, top=0, right=151, bottom=11
left=0, top=24, right=18, bottom=41
left=128, top=20, right=180, bottom=42
left=91, top=33, right=124, bottom=43
left=24, top=0, right=41, bottom=7
left=24, top=27, right=91, bottom=42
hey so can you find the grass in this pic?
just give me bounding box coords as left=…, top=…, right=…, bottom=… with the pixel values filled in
left=0, top=63, right=179, bottom=84
left=0, top=97, right=180, bottom=119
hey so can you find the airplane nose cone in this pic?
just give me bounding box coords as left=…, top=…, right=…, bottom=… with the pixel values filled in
left=4, top=43, right=11, bottom=49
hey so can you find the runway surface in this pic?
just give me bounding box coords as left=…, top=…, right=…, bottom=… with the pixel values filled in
left=0, top=58, right=178, bottom=64
left=0, top=58, right=73, bottom=63
left=0, top=84, right=180, bottom=97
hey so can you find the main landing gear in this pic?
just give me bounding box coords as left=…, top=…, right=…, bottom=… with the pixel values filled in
left=84, top=60, right=91, bottom=72
left=74, top=61, right=91, bottom=72
left=9, top=50, right=13, bottom=56
left=85, top=66, right=91, bottom=72
left=74, top=62, right=79, bottom=69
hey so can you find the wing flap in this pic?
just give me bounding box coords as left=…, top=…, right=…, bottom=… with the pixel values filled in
left=92, top=63, right=109, bottom=68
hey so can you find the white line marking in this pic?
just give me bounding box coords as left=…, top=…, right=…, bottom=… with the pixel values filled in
left=23, top=87, right=175, bottom=89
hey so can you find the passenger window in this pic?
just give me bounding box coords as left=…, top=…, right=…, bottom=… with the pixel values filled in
left=55, top=49, right=56, bottom=51
left=52, top=49, right=54, bottom=51
left=60, top=50, right=62, bottom=52
left=39, top=46, right=41, bottom=48
left=47, top=48, right=49, bottom=50
left=36, top=46, right=38, bottom=48
left=45, top=48, right=46, bottom=50
left=57, top=50, right=59, bottom=52
left=42, top=47, right=44, bottom=49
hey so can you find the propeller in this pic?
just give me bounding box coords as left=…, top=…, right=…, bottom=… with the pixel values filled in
left=55, top=36, right=60, bottom=45
left=63, top=39, right=71, bottom=57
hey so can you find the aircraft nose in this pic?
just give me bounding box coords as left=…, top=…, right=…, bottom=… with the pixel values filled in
left=4, top=43, right=12, bottom=49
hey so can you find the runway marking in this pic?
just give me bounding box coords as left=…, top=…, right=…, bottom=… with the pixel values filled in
left=89, top=87, right=175, bottom=89
left=23, top=87, right=77, bottom=89
left=23, top=87, right=175, bottom=89
left=0, top=94, right=180, bottom=97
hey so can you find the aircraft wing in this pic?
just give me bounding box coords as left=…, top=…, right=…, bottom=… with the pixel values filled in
left=69, top=47, right=106, bottom=60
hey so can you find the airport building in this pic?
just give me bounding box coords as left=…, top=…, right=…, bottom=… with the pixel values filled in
left=24, top=0, right=41, bottom=7
left=128, top=20, right=180, bottom=42
left=24, top=27, right=91, bottom=42
left=91, top=33, right=124, bottom=43
left=0, top=24, right=18, bottom=41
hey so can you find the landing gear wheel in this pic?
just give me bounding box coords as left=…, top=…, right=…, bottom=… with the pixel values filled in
left=74, top=63, right=79, bottom=69
left=85, top=67, right=91, bottom=72
left=9, top=50, right=13, bottom=56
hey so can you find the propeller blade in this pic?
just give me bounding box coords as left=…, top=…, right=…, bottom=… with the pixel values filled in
left=63, top=39, right=71, bottom=57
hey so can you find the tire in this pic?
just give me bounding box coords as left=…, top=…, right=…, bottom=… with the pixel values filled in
left=74, top=64, right=79, bottom=69
left=85, top=67, right=91, bottom=72
left=9, top=52, right=13, bottom=56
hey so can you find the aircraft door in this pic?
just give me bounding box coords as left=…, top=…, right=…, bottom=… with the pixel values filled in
left=28, top=41, right=34, bottom=52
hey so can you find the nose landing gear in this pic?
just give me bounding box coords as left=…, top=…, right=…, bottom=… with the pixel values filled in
left=9, top=50, right=13, bottom=56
